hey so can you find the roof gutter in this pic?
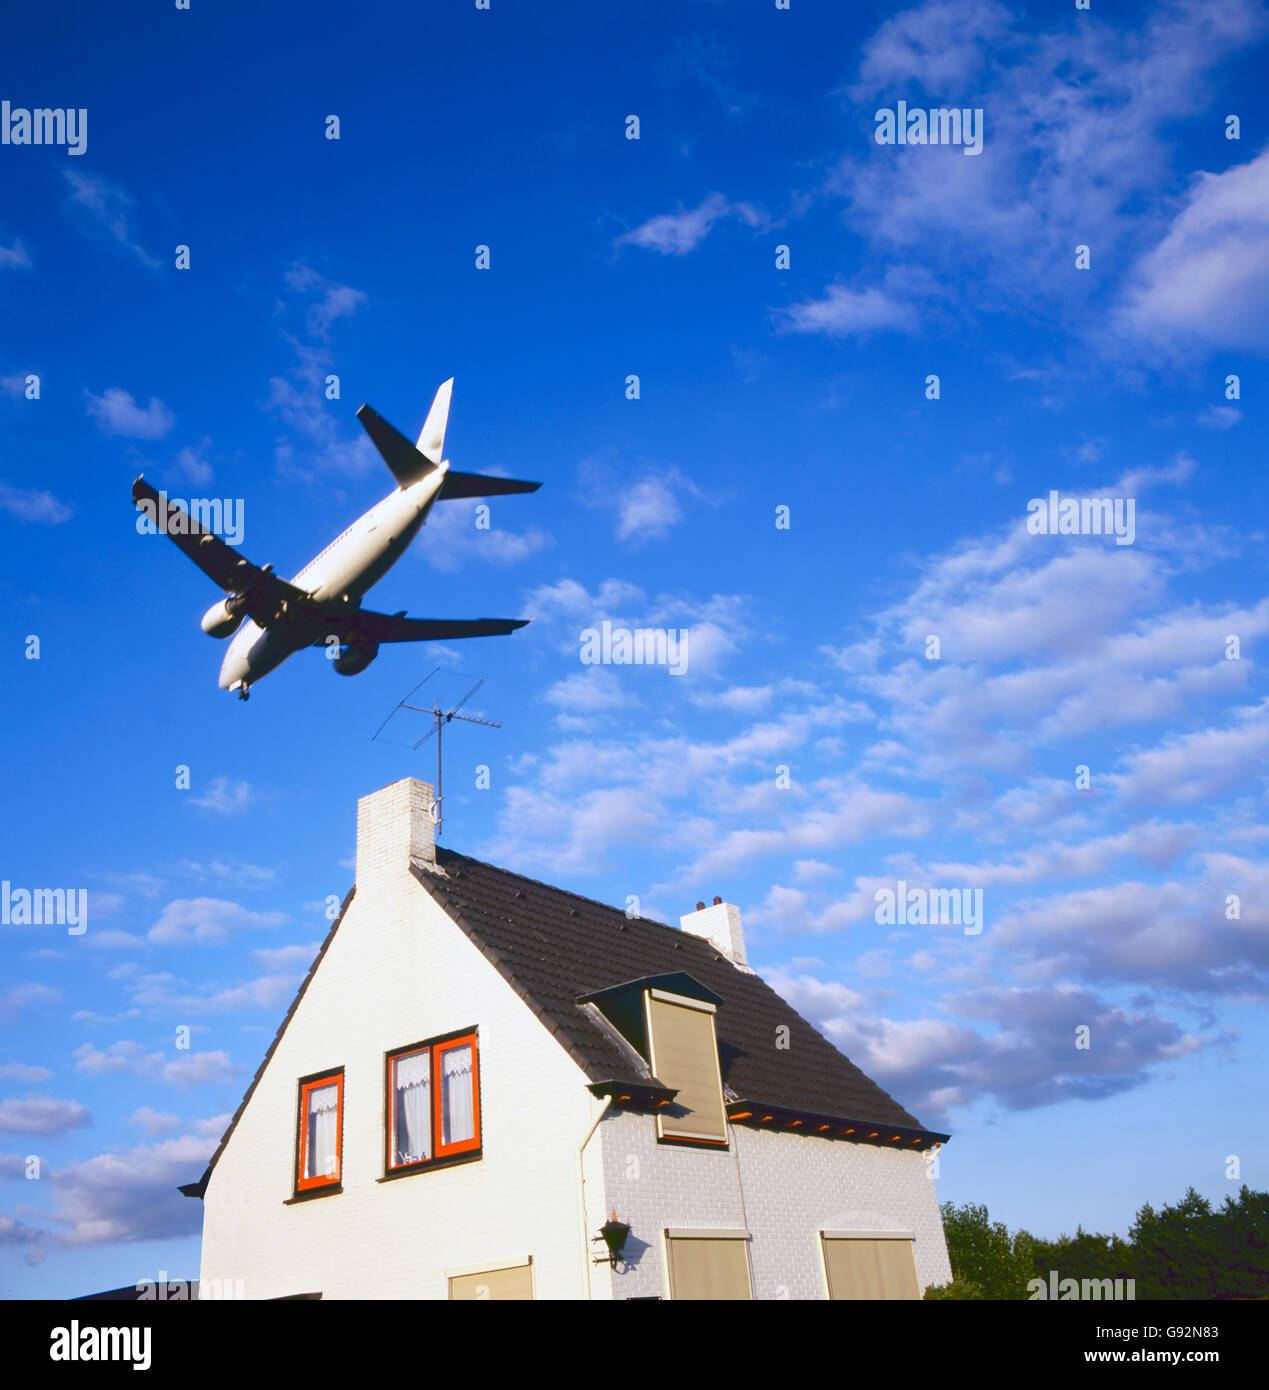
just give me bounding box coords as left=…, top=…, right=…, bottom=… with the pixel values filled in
left=726, top=1099, right=949, bottom=1150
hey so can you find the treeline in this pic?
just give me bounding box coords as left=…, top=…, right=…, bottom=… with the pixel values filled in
left=925, top=1185, right=1269, bottom=1300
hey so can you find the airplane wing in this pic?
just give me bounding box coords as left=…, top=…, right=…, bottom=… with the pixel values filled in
left=436, top=471, right=541, bottom=500
left=132, top=475, right=310, bottom=622
left=316, top=608, right=530, bottom=645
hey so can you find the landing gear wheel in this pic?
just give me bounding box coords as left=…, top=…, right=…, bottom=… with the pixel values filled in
left=237, top=685, right=251, bottom=702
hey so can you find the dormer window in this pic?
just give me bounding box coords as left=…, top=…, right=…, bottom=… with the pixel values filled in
left=295, top=1070, right=343, bottom=1194
left=577, top=973, right=729, bottom=1148
left=644, top=988, right=727, bottom=1146
left=385, top=1030, right=481, bottom=1175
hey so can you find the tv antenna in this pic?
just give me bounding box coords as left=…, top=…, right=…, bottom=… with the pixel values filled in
left=372, top=669, right=501, bottom=837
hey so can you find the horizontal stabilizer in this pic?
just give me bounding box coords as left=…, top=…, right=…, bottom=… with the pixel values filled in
left=437, top=470, right=542, bottom=500
left=357, top=404, right=438, bottom=488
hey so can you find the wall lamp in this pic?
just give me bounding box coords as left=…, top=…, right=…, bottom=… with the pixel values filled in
left=592, top=1209, right=631, bottom=1267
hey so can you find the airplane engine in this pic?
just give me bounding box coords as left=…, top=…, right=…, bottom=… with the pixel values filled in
left=201, top=597, right=244, bottom=639
left=333, top=640, right=379, bottom=676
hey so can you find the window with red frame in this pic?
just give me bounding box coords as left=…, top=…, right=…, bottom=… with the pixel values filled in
left=296, top=1071, right=343, bottom=1192
left=386, top=1031, right=480, bottom=1172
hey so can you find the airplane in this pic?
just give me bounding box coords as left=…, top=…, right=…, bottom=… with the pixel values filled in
left=132, top=379, right=539, bottom=700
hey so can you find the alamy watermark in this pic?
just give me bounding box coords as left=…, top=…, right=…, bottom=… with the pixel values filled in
left=50, top=1324, right=149, bottom=1370
left=2, top=882, right=86, bottom=935
left=580, top=620, right=689, bottom=676
left=2, top=102, right=87, bottom=156
left=874, top=100, right=983, bottom=156
left=136, top=491, right=245, bottom=546
left=136, top=1271, right=245, bottom=1300
left=1027, top=491, right=1136, bottom=546
left=1028, top=1271, right=1136, bottom=1300
left=874, top=880, right=983, bottom=936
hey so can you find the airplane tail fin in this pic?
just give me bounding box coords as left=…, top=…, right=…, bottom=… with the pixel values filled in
left=356, top=381, right=540, bottom=500
left=357, top=380, right=454, bottom=488
left=416, top=378, right=452, bottom=465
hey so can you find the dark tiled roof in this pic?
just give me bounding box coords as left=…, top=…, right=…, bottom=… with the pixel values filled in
left=419, top=849, right=928, bottom=1132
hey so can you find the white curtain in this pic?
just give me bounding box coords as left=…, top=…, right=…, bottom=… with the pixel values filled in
left=394, top=1050, right=431, bottom=1164
left=307, top=1083, right=339, bottom=1178
left=441, top=1045, right=475, bottom=1145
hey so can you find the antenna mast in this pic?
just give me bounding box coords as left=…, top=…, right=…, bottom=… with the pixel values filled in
left=372, top=669, right=501, bottom=837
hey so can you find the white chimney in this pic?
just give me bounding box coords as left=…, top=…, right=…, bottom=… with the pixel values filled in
left=680, top=896, right=750, bottom=970
left=356, top=778, right=437, bottom=886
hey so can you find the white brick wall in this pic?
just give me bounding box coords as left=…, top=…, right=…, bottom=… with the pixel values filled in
left=586, top=1110, right=952, bottom=1300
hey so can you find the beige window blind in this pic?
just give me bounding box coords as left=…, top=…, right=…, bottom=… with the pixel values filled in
left=821, top=1236, right=921, bottom=1299
left=448, top=1262, right=534, bottom=1300
left=646, top=994, right=727, bottom=1143
left=666, top=1236, right=752, bottom=1300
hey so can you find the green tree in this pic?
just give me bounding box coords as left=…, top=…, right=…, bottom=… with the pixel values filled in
left=1213, top=1185, right=1269, bottom=1299
left=1129, top=1187, right=1221, bottom=1299
left=925, top=1201, right=1035, bottom=1299
left=928, top=1185, right=1269, bottom=1301
left=1028, top=1224, right=1135, bottom=1292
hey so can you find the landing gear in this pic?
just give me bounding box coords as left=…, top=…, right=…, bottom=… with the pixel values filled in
left=237, top=684, right=251, bottom=702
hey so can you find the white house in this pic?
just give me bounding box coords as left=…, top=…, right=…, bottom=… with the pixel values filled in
left=181, top=777, right=953, bottom=1299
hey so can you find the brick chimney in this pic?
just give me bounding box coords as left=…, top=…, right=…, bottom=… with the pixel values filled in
left=680, top=896, right=750, bottom=970
left=356, top=778, right=437, bottom=886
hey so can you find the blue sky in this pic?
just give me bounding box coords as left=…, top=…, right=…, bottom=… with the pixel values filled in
left=2, top=0, right=1267, bottom=1297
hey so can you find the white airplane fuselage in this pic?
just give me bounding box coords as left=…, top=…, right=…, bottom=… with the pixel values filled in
left=218, top=466, right=448, bottom=692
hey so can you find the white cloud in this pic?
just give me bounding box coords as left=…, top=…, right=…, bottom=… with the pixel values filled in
left=994, top=876, right=1269, bottom=998
left=1198, top=404, right=1241, bottom=430
left=0, top=240, right=31, bottom=269
left=62, top=170, right=159, bottom=266
left=851, top=0, right=1011, bottom=92
left=821, top=483, right=1262, bottom=775
left=85, top=930, right=145, bottom=950
left=160, top=1051, right=240, bottom=1090
left=778, top=281, right=919, bottom=337
left=73, top=1040, right=162, bottom=1077
left=793, top=859, right=841, bottom=883
left=250, top=943, right=319, bottom=972
left=1118, top=146, right=1269, bottom=354
left=615, top=191, right=765, bottom=255
left=174, top=441, right=214, bottom=485
left=126, top=1107, right=182, bottom=1137
left=189, top=777, right=253, bottom=815
left=0, top=1063, right=51, bottom=1083
left=84, top=387, right=174, bottom=439
left=268, top=270, right=377, bottom=481
left=0, top=1093, right=90, bottom=1135
left=284, top=264, right=367, bottom=340
left=1107, top=698, right=1269, bottom=806
left=616, top=475, right=684, bottom=543
left=412, top=495, right=553, bottom=572
left=766, top=967, right=1204, bottom=1121
left=0, top=482, right=72, bottom=523
left=0, top=1212, right=42, bottom=1247
left=49, top=1131, right=216, bottom=1246
left=0, top=984, right=60, bottom=1018
left=578, top=460, right=708, bottom=547
left=828, top=0, right=1268, bottom=351
left=544, top=669, right=636, bottom=715
left=147, top=897, right=286, bottom=947
left=178, top=859, right=275, bottom=890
